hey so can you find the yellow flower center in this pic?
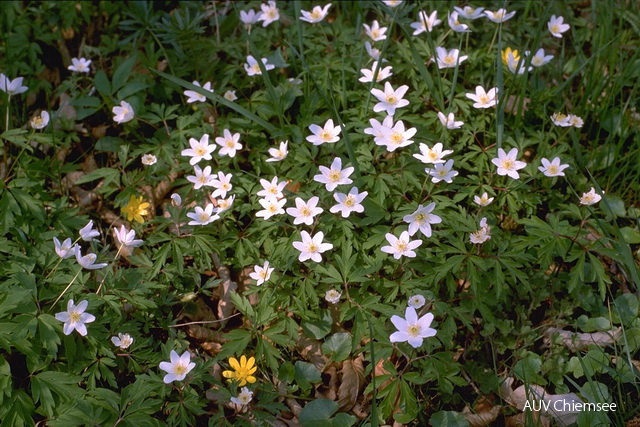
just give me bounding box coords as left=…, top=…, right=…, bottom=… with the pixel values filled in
left=251, top=64, right=261, bottom=74
left=386, top=95, right=397, bottom=104
left=300, top=207, right=311, bottom=216
left=226, top=140, right=236, bottom=148
left=329, top=170, right=341, bottom=181
left=408, top=324, right=421, bottom=336
left=428, top=151, right=438, bottom=160
left=344, top=195, right=356, bottom=207
left=199, top=212, right=209, bottom=222
left=173, top=363, right=188, bottom=375
left=443, top=55, right=455, bottom=65
left=479, top=95, right=490, bottom=105
left=268, top=10, right=276, bottom=19
left=551, top=24, right=560, bottom=34
left=308, top=243, right=318, bottom=252
left=495, top=11, right=504, bottom=19
left=548, top=165, right=559, bottom=175
left=391, top=132, right=403, bottom=144
left=311, top=10, right=321, bottom=19
left=415, top=213, right=426, bottom=224
left=320, top=130, right=331, bottom=141
left=371, top=29, right=380, bottom=39
left=395, top=241, right=407, bottom=251
left=70, top=312, right=81, bottom=323
left=502, top=159, right=514, bottom=170
left=195, top=147, right=206, bottom=156
left=268, top=204, right=278, bottom=213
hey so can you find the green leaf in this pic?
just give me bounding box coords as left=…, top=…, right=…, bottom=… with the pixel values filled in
left=299, top=399, right=339, bottom=426
left=302, top=310, right=332, bottom=339
left=73, top=168, right=120, bottom=186
left=38, top=314, right=61, bottom=355
left=152, top=69, right=277, bottom=133
left=31, top=371, right=83, bottom=417
left=513, top=354, right=545, bottom=385
left=295, top=361, right=322, bottom=391
left=620, top=227, right=640, bottom=244
left=112, top=56, right=137, bottom=94
left=429, top=411, right=470, bottom=427
left=601, top=194, right=626, bottom=218
left=613, top=294, right=638, bottom=325
left=322, top=333, right=352, bottom=362
left=94, top=70, right=112, bottom=95
left=95, top=137, right=126, bottom=152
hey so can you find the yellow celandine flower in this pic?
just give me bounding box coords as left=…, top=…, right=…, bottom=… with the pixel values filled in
left=121, top=195, right=150, bottom=224
left=501, top=47, right=521, bottom=66
left=222, top=355, right=257, bottom=386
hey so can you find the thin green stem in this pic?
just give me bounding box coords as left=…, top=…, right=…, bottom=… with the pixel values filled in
left=50, top=268, right=82, bottom=310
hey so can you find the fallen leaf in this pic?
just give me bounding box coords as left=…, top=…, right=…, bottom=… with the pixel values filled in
left=544, top=327, right=622, bottom=351
left=338, top=354, right=365, bottom=411
left=462, top=397, right=502, bottom=427
left=501, top=377, right=582, bottom=426
left=296, top=333, right=329, bottom=372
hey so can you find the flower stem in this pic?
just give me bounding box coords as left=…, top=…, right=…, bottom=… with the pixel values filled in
left=50, top=268, right=82, bottom=310
left=96, top=245, right=123, bottom=294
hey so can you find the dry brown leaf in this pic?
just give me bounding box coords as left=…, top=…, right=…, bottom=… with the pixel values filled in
left=627, top=417, right=640, bottom=427
left=504, top=95, right=530, bottom=117
left=505, top=412, right=549, bottom=427
left=317, top=365, right=339, bottom=401
left=338, top=354, right=365, bottom=411
left=296, top=333, right=329, bottom=372
left=285, top=181, right=301, bottom=193
left=501, top=377, right=582, bottom=426
left=213, top=254, right=237, bottom=327
left=462, top=403, right=502, bottom=427
left=461, top=397, right=502, bottom=427
left=544, top=327, right=622, bottom=352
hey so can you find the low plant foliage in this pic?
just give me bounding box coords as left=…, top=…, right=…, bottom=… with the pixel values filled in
left=0, top=1, right=639, bottom=425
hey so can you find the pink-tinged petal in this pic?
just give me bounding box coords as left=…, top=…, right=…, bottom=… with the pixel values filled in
left=405, top=307, right=418, bottom=324
left=418, top=312, right=434, bottom=328
left=310, top=252, right=322, bottom=263
left=390, top=331, right=409, bottom=343
left=62, top=322, right=74, bottom=335
left=385, top=233, right=398, bottom=245
left=422, top=327, right=438, bottom=338
left=170, top=350, right=180, bottom=364
left=308, top=124, right=322, bottom=135
left=408, top=239, right=423, bottom=249
left=390, top=315, right=407, bottom=331
left=407, top=336, right=424, bottom=348
left=319, top=243, right=333, bottom=252
left=380, top=245, right=395, bottom=255
left=55, top=312, right=70, bottom=322
left=180, top=351, right=191, bottom=365
left=76, top=324, right=88, bottom=336
left=80, top=313, right=95, bottom=324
